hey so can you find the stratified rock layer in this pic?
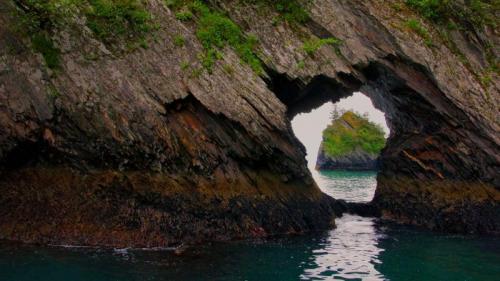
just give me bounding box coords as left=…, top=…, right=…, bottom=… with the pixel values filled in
left=0, top=0, right=499, bottom=246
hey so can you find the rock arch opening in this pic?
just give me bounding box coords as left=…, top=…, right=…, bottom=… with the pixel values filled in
left=265, top=59, right=499, bottom=234
left=292, top=92, right=389, bottom=170
left=291, top=92, right=389, bottom=203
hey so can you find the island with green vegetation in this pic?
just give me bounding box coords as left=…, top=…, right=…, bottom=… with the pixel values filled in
left=316, top=111, right=386, bottom=171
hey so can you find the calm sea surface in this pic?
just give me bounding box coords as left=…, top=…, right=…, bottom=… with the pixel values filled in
left=1, top=171, right=499, bottom=281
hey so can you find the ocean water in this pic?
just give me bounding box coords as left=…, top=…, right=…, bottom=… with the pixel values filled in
left=1, top=171, right=499, bottom=281
left=312, top=170, right=378, bottom=202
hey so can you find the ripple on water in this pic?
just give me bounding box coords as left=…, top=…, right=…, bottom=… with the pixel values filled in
left=312, top=170, right=378, bottom=202
left=301, top=214, right=386, bottom=281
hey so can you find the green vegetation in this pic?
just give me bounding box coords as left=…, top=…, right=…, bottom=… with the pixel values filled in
left=485, top=43, right=499, bottom=73
left=248, top=0, right=310, bottom=25
left=15, top=0, right=311, bottom=73
left=165, top=0, right=315, bottom=74
left=322, top=111, right=386, bottom=157
left=167, top=0, right=263, bottom=74
left=297, top=60, right=305, bottom=69
left=47, top=84, right=61, bottom=100
left=84, top=0, right=155, bottom=44
left=175, top=10, right=194, bottom=21
left=302, top=37, right=342, bottom=56
left=174, top=35, right=186, bottom=46
left=180, top=60, right=190, bottom=70
left=405, top=19, right=433, bottom=46
left=404, top=1, right=498, bottom=87
left=13, top=0, right=155, bottom=64
left=190, top=67, right=203, bottom=78
left=406, top=0, right=452, bottom=21
left=12, top=0, right=77, bottom=69
left=31, top=33, right=61, bottom=69
left=222, top=64, right=234, bottom=75
left=405, top=0, right=499, bottom=28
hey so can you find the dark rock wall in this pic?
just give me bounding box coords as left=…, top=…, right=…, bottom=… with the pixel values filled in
left=0, top=0, right=499, bottom=245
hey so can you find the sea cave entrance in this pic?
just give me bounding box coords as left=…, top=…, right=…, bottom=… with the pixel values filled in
left=291, top=92, right=390, bottom=203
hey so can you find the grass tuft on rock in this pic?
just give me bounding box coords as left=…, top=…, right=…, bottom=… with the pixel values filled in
left=405, top=19, right=433, bottom=46
left=302, top=37, right=342, bottom=56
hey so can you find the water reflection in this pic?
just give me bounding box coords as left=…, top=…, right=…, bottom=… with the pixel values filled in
left=301, top=215, right=385, bottom=281
left=1, top=220, right=499, bottom=281
left=0, top=218, right=387, bottom=281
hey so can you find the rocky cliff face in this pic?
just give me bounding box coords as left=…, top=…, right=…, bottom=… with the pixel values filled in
left=0, top=0, right=499, bottom=246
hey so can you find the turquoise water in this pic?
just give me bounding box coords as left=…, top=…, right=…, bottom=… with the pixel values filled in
left=1, top=171, right=499, bottom=281
left=312, top=170, right=378, bottom=202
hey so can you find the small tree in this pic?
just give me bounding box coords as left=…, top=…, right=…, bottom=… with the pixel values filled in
left=330, top=105, right=344, bottom=121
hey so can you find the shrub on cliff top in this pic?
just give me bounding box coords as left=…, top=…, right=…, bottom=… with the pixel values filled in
left=322, top=111, right=386, bottom=157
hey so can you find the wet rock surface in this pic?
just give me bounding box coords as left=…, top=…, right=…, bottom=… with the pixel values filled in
left=0, top=0, right=499, bottom=245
